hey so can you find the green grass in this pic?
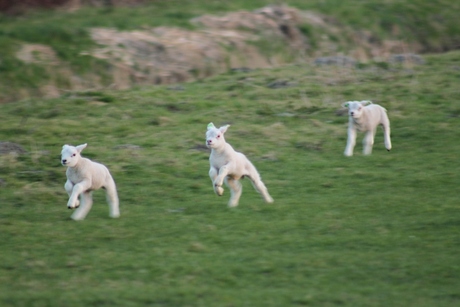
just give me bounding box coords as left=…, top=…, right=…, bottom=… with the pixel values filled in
left=1, top=50, right=460, bottom=306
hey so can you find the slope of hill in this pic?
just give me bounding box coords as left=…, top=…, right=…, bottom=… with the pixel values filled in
left=0, top=0, right=459, bottom=103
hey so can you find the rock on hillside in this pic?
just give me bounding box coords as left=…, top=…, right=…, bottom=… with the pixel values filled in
left=85, top=5, right=310, bottom=89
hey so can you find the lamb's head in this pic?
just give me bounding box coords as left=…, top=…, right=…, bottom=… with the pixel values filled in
left=342, top=100, right=372, bottom=119
left=206, top=123, right=230, bottom=149
left=61, top=143, right=87, bottom=167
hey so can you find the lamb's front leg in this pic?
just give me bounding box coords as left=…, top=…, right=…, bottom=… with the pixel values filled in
left=344, top=126, right=357, bottom=157
left=71, top=191, right=93, bottom=221
left=214, top=165, right=230, bottom=196
left=209, top=167, right=224, bottom=196
left=65, top=180, right=80, bottom=209
left=363, top=129, right=376, bottom=155
left=67, top=180, right=91, bottom=209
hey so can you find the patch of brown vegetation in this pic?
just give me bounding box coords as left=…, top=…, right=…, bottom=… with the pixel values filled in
left=15, top=44, right=81, bottom=98
left=0, top=142, right=26, bottom=155
left=192, top=5, right=308, bottom=50
left=16, top=44, right=59, bottom=65
left=84, top=5, right=313, bottom=89
left=87, top=26, right=268, bottom=89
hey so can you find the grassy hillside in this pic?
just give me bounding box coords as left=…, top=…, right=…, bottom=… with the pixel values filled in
left=0, top=0, right=459, bottom=103
left=0, top=49, right=459, bottom=306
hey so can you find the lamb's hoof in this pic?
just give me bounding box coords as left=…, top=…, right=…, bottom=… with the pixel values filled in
left=265, top=197, right=274, bottom=203
left=215, top=185, right=224, bottom=196
left=228, top=202, right=239, bottom=208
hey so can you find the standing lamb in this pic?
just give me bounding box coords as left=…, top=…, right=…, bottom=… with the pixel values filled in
left=61, top=143, right=119, bottom=220
left=206, top=123, right=274, bottom=207
left=342, top=100, right=392, bottom=156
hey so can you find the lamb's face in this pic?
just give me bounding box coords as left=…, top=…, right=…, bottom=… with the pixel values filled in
left=61, top=146, right=80, bottom=167
left=206, top=128, right=225, bottom=149
left=206, top=123, right=229, bottom=149
left=346, top=101, right=364, bottom=119
left=61, top=143, right=87, bottom=167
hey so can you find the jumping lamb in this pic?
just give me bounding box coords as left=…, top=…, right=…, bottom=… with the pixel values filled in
left=61, top=143, right=119, bottom=220
left=342, top=100, right=392, bottom=156
left=206, top=123, right=274, bottom=207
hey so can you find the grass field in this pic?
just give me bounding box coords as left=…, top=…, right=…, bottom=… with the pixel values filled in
left=1, top=50, right=460, bottom=306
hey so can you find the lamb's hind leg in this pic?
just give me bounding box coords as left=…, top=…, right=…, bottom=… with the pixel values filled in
left=382, top=116, right=392, bottom=151
left=71, top=191, right=93, bottom=221
left=226, top=178, right=242, bottom=208
left=246, top=166, right=273, bottom=203
left=105, top=179, right=120, bottom=218
left=251, top=178, right=274, bottom=203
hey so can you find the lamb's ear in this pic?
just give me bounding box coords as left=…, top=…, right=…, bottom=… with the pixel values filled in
left=207, top=122, right=215, bottom=130
left=361, top=100, right=372, bottom=106
left=76, top=143, right=87, bottom=153
left=62, top=144, right=69, bottom=149
left=219, top=124, right=230, bottom=134
left=342, top=102, right=350, bottom=108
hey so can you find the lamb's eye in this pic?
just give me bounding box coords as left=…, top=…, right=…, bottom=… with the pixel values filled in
left=217, top=135, right=220, bottom=138
left=72, top=154, right=76, bottom=157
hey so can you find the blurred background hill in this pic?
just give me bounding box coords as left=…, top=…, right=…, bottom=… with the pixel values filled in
left=0, top=0, right=459, bottom=103
left=0, top=0, right=144, bottom=13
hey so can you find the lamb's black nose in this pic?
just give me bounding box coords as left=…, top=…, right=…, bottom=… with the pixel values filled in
left=62, top=159, right=66, bottom=163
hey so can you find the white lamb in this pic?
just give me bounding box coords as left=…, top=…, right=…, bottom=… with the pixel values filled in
left=206, top=123, right=274, bottom=207
left=342, top=100, right=392, bottom=156
left=61, top=143, right=119, bottom=220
